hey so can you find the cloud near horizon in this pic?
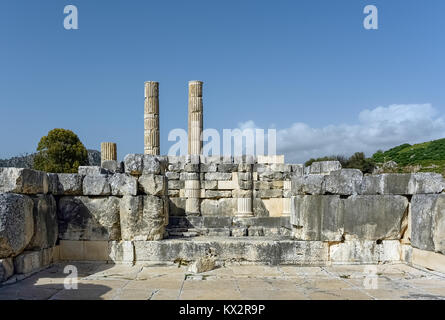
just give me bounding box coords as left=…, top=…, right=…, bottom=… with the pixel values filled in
left=237, top=104, right=445, bottom=164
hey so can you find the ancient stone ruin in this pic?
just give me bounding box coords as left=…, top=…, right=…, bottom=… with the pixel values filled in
left=1, top=81, right=445, bottom=284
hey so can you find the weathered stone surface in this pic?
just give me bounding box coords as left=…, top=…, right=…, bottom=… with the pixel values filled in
left=217, top=164, right=238, bottom=173
left=108, top=241, right=134, bottom=263
left=101, top=160, right=123, bottom=173
left=0, top=193, right=34, bottom=258
left=180, top=172, right=200, bottom=180
left=78, top=166, right=108, bottom=176
left=58, top=196, right=120, bottom=241
left=204, top=173, right=232, bottom=181
left=184, top=164, right=199, bottom=172
left=200, top=198, right=237, bottom=216
left=82, top=174, right=111, bottom=196
left=168, top=180, right=184, bottom=190
left=52, top=174, right=83, bottom=195
left=27, top=195, right=58, bottom=250
left=0, top=168, right=48, bottom=194
left=291, top=175, right=324, bottom=195
left=13, top=250, right=42, bottom=274
left=291, top=195, right=343, bottom=241
left=343, top=195, right=408, bottom=240
left=138, top=174, right=165, bottom=196
left=188, top=256, right=216, bottom=273
left=329, top=240, right=400, bottom=264
left=133, top=239, right=328, bottom=265
left=232, top=189, right=252, bottom=198
left=290, top=164, right=304, bottom=176
left=411, top=194, right=445, bottom=254
left=255, top=189, right=283, bottom=198
left=165, top=171, right=180, bottom=180
left=120, top=195, right=166, bottom=241
left=205, top=190, right=232, bottom=199
left=109, top=173, right=138, bottom=196
left=361, top=173, right=444, bottom=195
left=124, top=154, right=162, bottom=175
left=323, top=169, right=363, bottom=195
left=308, top=161, right=342, bottom=175
left=0, top=258, right=14, bottom=282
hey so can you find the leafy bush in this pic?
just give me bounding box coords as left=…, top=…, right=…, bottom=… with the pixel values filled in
left=33, top=128, right=89, bottom=173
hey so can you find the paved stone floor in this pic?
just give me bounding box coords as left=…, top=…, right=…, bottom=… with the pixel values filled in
left=0, top=262, right=445, bottom=300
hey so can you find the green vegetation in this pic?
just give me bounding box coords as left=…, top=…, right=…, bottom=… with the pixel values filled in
left=371, top=138, right=445, bottom=175
left=33, top=128, right=89, bottom=173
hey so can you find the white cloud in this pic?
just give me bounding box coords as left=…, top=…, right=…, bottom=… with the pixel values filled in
left=237, top=104, right=445, bottom=163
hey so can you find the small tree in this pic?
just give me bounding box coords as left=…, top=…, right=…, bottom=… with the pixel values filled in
left=33, top=128, right=88, bottom=173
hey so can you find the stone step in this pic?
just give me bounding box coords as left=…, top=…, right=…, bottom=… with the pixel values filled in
left=131, top=237, right=326, bottom=265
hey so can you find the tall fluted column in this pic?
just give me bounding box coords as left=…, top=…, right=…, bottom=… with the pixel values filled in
left=144, top=81, right=160, bottom=155
left=188, top=80, right=203, bottom=155
left=101, top=142, right=117, bottom=165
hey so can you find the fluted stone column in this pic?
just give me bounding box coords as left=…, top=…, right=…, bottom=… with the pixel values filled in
left=101, top=142, right=117, bottom=165
left=144, top=81, right=160, bottom=155
left=188, top=80, right=203, bottom=155
left=185, top=179, right=201, bottom=215
left=236, top=198, right=253, bottom=217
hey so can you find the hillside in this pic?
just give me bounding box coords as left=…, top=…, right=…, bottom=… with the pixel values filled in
left=0, top=149, right=101, bottom=169
left=372, top=138, right=445, bottom=175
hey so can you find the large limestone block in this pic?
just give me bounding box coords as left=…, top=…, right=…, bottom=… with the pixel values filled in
left=323, top=169, right=363, bottom=195
left=13, top=250, right=43, bottom=274
left=200, top=198, right=237, bottom=216
left=308, top=161, right=342, bottom=175
left=138, top=174, right=165, bottom=196
left=82, top=174, right=111, bottom=195
left=343, top=195, right=408, bottom=240
left=124, top=154, right=163, bottom=175
left=0, top=168, right=48, bottom=194
left=108, top=241, right=134, bottom=263
left=120, top=195, right=166, bottom=241
left=27, top=195, right=58, bottom=250
left=58, top=196, right=121, bottom=241
left=329, top=240, right=401, bottom=264
left=290, top=195, right=343, bottom=241
left=0, top=193, right=34, bottom=258
left=51, top=173, right=83, bottom=195
left=291, top=175, right=324, bottom=195
left=109, top=173, right=138, bottom=196
left=361, top=173, right=444, bottom=195
left=411, top=194, right=445, bottom=254
left=78, top=166, right=109, bottom=176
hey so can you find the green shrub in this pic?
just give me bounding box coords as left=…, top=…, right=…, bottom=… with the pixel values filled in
left=33, top=128, right=88, bottom=173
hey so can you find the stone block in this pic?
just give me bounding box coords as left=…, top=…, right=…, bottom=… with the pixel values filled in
left=343, top=195, right=408, bottom=240
left=291, top=195, right=343, bottom=241
left=248, top=226, right=264, bottom=236
left=217, top=180, right=236, bottom=190
left=232, top=189, right=252, bottom=198
left=412, top=247, right=445, bottom=273
left=120, top=195, right=166, bottom=241
left=169, top=197, right=186, bottom=216
left=231, top=227, right=247, bottom=237
left=238, top=172, right=252, bottom=181
left=82, top=174, right=111, bottom=196
left=238, top=163, right=252, bottom=172
left=101, top=160, right=123, bottom=173
left=78, top=166, right=108, bottom=175
left=308, top=161, right=342, bottom=175
left=201, top=180, right=217, bottom=190
left=109, top=173, right=138, bottom=196
left=0, top=258, right=14, bottom=282
left=217, top=164, right=238, bottom=172
left=83, top=240, right=110, bottom=261
left=262, top=198, right=284, bottom=217
left=411, top=194, right=445, bottom=254
left=199, top=163, right=217, bottom=173
left=184, top=163, right=199, bottom=172
left=58, top=196, right=121, bottom=241
left=52, top=174, right=83, bottom=195
left=27, top=194, right=58, bottom=250
left=124, top=154, right=162, bottom=175
left=205, top=190, right=232, bottom=199
left=138, top=174, right=165, bottom=196
left=255, top=189, right=283, bottom=198
left=0, top=168, right=48, bottom=194
left=323, top=169, right=363, bottom=195
left=180, top=172, right=200, bottom=180
left=108, top=241, right=134, bottom=264
left=13, top=250, right=43, bottom=274
left=329, top=240, right=401, bottom=264
left=168, top=180, right=184, bottom=190
left=205, top=173, right=232, bottom=181
left=0, top=193, right=34, bottom=258
left=291, top=175, right=324, bottom=195
left=290, top=164, right=304, bottom=176
left=165, top=171, right=180, bottom=180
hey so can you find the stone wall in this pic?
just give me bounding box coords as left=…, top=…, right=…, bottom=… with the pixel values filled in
left=1, top=156, right=445, bottom=283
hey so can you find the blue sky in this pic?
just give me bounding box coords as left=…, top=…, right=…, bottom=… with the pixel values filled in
left=1, top=0, right=444, bottom=162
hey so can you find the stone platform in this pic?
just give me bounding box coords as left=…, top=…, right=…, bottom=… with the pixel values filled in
left=0, top=262, right=444, bottom=300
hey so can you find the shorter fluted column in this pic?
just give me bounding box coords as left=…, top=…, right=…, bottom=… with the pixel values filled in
left=282, top=180, right=292, bottom=216
left=101, top=142, right=117, bottom=165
